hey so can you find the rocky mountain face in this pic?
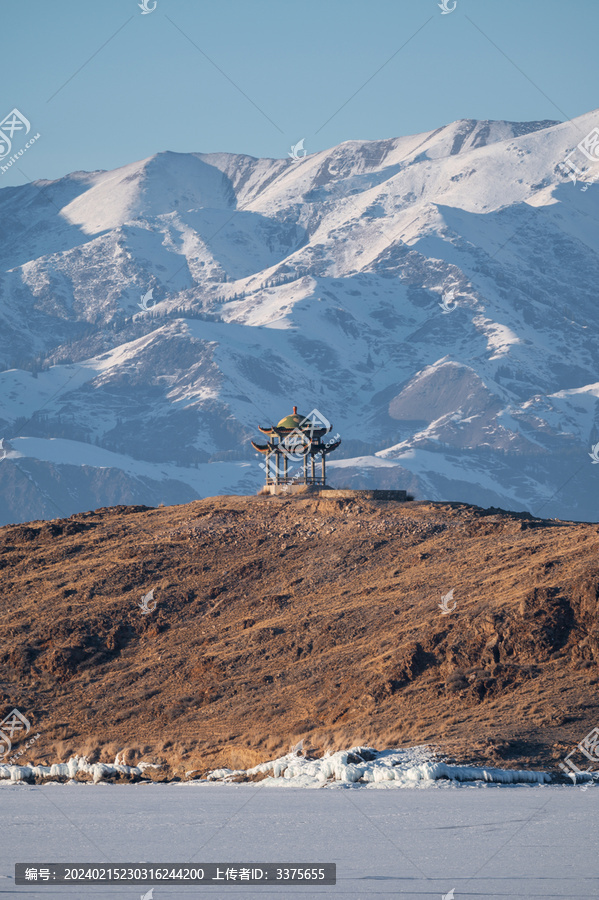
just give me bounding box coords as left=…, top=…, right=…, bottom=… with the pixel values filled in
left=1, top=112, right=598, bottom=524
left=1, top=494, right=598, bottom=776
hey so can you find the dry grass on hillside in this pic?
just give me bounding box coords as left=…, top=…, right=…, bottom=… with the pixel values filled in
left=1, top=494, right=598, bottom=779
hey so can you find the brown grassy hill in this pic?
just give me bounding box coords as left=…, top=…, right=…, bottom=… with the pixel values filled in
left=1, top=493, right=598, bottom=779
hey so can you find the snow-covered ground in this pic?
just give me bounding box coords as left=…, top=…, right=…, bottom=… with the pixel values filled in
left=205, top=746, right=551, bottom=788
left=0, top=745, right=554, bottom=787
left=2, top=748, right=596, bottom=897
left=2, top=435, right=256, bottom=497
left=1, top=781, right=597, bottom=898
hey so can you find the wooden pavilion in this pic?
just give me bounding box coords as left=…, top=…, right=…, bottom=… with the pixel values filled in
left=252, top=406, right=341, bottom=490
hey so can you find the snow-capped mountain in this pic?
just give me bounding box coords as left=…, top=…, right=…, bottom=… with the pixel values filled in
left=1, top=112, right=598, bottom=524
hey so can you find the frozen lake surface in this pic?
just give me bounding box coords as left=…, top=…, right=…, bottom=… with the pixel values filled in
left=1, top=781, right=598, bottom=899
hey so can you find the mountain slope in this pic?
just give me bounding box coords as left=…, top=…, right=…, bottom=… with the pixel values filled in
left=1, top=112, right=598, bottom=523
left=1, top=494, right=598, bottom=776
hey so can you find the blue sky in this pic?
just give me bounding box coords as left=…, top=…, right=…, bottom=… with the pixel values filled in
left=2, top=0, right=597, bottom=186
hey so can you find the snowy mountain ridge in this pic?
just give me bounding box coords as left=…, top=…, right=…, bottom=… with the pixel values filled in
left=1, top=110, right=599, bottom=523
